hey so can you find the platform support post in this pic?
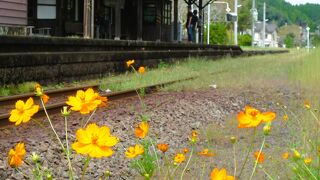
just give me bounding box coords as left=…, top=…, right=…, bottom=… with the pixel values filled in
left=137, top=0, right=143, bottom=40
left=173, top=0, right=178, bottom=41
left=115, top=2, right=121, bottom=40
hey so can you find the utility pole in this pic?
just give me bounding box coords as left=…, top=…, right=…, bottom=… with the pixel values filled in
left=207, top=3, right=210, bottom=44
left=262, top=2, right=266, bottom=48
left=234, top=0, right=238, bottom=45
left=306, top=26, right=310, bottom=52
left=91, top=0, right=94, bottom=38
left=251, top=0, right=257, bottom=47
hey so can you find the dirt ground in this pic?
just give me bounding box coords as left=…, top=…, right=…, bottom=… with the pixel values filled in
left=0, top=86, right=301, bottom=179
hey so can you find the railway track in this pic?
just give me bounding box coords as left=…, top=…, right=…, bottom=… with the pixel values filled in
left=0, top=76, right=198, bottom=127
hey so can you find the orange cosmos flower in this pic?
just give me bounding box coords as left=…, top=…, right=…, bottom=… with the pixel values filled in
left=282, top=152, right=289, bottom=160
left=138, top=66, right=145, bottom=74
left=42, top=94, right=50, bottom=104
left=304, top=158, right=312, bottom=165
left=9, top=98, right=39, bottom=126
left=190, top=130, right=198, bottom=143
left=157, top=143, right=169, bottom=153
left=254, top=151, right=265, bottom=164
left=210, top=168, right=234, bottom=180
left=125, top=144, right=144, bottom=158
left=183, top=148, right=189, bottom=154
left=174, top=153, right=186, bottom=164
left=66, top=88, right=103, bottom=114
left=237, top=106, right=276, bottom=128
left=72, top=123, right=118, bottom=158
left=126, top=60, right=135, bottom=67
left=135, top=121, right=149, bottom=138
left=8, top=142, right=26, bottom=168
left=34, top=83, right=50, bottom=104
left=97, top=95, right=108, bottom=107
left=198, top=149, right=216, bottom=157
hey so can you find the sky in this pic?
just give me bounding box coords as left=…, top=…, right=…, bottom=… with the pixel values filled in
left=285, top=0, right=320, bottom=5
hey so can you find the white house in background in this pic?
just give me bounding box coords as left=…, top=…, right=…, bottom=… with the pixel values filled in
left=251, top=21, right=279, bottom=47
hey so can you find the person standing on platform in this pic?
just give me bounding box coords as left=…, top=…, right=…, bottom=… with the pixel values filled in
left=191, top=10, right=199, bottom=43
left=186, top=11, right=193, bottom=42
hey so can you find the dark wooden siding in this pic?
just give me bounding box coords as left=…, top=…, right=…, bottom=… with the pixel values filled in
left=0, top=0, right=27, bottom=26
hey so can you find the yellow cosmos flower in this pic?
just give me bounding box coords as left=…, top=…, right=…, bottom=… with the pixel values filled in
left=157, top=143, right=169, bottom=153
left=72, top=123, right=118, bottom=158
left=135, top=121, right=149, bottom=139
left=282, top=152, right=289, bottom=160
left=237, top=106, right=276, bottom=128
left=125, top=144, right=144, bottom=158
left=126, top=60, right=135, bottom=67
left=198, top=149, right=216, bottom=157
left=254, top=151, right=265, bottom=164
left=304, top=100, right=311, bottom=109
left=8, top=142, right=26, bottom=168
left=210, top=168, right=234, bottom=180
left=174, top=153, right=185, bottom=164
left=66, top=88, right=103, bottom=114
left=9, top=98, right=39, bottom=126
left=304, top=158, right=312, bottom=165
left=138, top=66, right=145, bottom=74
left=283, top=115, right=288, bottom=121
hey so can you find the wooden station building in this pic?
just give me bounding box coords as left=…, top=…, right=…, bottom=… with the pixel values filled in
left=0, top=0, right=179, bottom=41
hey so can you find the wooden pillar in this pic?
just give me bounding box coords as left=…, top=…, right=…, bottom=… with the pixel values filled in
left=114, top=3, right=121, bottom=40
left=83, top=0, right=90, bottom=38
left=198, top=0, right=203, bottom=44
left=137, top=0, right=143, bottom=40
left=173, top=0, right=178, bottom=41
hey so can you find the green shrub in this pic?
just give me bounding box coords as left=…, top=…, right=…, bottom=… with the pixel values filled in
left=239, top=34, right=252, bottom=46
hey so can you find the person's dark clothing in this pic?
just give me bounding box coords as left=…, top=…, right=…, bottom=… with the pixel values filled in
left=186, top=11, right=193, bottom=42
left=191, top=14, right=198, bottom=28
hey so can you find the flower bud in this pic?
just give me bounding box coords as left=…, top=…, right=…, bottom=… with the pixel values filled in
left=61, top=106, right=71, bottom=117
left=292, top=149, right=301, bottom=160
left=263, top=125, right=271, bottom=136
left=46, top=173, right=53, bottom=180
left=230, top=136, right=237, bottom=144
left=105, top=170, right=111, bottom=177
left=144, top=174, right=150, bottom=178
left=31, top=152, right=40, bottom=163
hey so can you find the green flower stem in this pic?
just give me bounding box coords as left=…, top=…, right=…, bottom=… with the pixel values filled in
left=64, top=116, right=74, bottom=179
left=130, top=65, right=146, bottom=111
left=15, top=168, right=30, bottom=179
left=233, top=143, right=237, bottom=178
left=302, top=162, right=318, bottom=180
left=81, top=157, right=91, bottom=180
left=170, top=163, right=181, bottom=180
left=83, top=108, right=97, bottom=128
left=180, top=146, right=194, bottom=180
left=199, top=162, right=206, bottom=180
left=40, top=98, right=65, bottom=152
left=149, top=139, right=161, bottom=172
left=260, top=166, right=275, bottom=180
left=238, top=128, right=256, bottom=178
left=249, top=136, right=266, bottom=180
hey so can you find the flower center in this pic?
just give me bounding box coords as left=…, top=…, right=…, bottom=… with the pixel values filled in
left=91, top=135, right=99, bottom=145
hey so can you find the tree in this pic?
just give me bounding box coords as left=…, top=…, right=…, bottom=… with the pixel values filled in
left=284, top=33, right=295, bottom=48
left=204, top=23, right=230, bottom=45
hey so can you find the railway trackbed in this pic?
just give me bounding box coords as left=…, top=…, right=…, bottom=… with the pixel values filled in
left=0, top=76, right=198, bottom=127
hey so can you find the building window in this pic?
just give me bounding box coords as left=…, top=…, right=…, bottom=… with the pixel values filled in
left=162, top=1, right=171, bottom=25
left=143, top=0, right=156, bottom=24
left=37, top=0, right=56, bottom=19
